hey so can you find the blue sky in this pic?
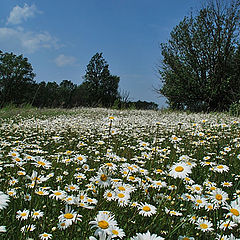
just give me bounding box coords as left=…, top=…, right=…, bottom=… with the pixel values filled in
left=0, top=0, right=200, bottom=107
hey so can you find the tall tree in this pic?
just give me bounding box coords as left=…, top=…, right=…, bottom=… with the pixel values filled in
left=83, top=52, right=120, bottom=107
left=157, top=0, right=240, bottom=111
left=0, top=51, right=36, bottom=107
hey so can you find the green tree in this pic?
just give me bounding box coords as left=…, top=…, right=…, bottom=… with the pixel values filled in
left=83, top=52, right=120, bottom=107
left=0, top=50, right=36, bottom=107
left=59, top=80, right=77, bottom=107
left=157, top=0, right=240, bottom=111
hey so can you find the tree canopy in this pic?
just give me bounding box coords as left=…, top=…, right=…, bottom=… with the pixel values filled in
left=157, top=0, right=240, bottom=111
left=0, top=51, right=36, bottom=107
left=83, top=52, right=120, bottom=107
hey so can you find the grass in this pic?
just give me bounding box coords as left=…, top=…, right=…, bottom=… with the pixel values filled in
left=0, top=108, right=240, bottom=239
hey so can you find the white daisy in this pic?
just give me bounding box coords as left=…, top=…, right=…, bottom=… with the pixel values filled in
left=138, top=202, right=157, bottom=217
left=196, top=219, right=214, bottom=232
left=0, top=191, right=10, bottom=210
left=169, top=162, right=192, bottom=179
left=131, top=230, right=164, bottom=240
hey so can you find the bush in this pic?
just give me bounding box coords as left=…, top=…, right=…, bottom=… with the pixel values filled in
left=229, top=100, right=240, bottom=116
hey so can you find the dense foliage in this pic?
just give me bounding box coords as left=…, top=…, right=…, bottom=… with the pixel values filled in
left=158, top=0, right=240, bottom=112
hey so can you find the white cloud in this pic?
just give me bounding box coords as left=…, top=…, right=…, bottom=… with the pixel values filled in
left=7, top=4, right=39, bottom=25
left=54, top=54, right=76, bottom=67
left=0, top=27, right=60, bottom=53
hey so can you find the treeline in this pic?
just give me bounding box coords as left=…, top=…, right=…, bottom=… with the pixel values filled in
left=0, top=51, right=158, bottom=110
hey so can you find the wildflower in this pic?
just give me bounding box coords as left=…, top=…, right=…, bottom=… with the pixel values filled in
left=152, top=180, right=167, bottom=189
left=213, top=164, right=229, bottom=173
left=16, top=209, right=30, bottom=220
left=138, top=203, right=157, bottom=217
left=219, top=220, right=237, bottom=230
left=165, top=208, right=182, bottom=216
left=196, top=219, right=214, bottom=232
left=131, top=230, right=164, bottom=240
left=49, top=188, right=67, bottom=200
left=103, top=190, right=115, bottom=201
left=20, top=224, right=36, bottom=233
left=64, top=195, right=75, bottom=205
left=35, top=188, right=49, bottom=196
left=24, top=194, right=31, bottom=201
left=75, top=154, right=87, bottom=164
left=39, top=232, right=52, bottom=240
left=110, top=226, right=125, bottom=239
left=0, top=226, right=7, bottom=232
left=58, top=205, right=82, bottom=227
left=89, top=211, right=117, bottom=237
left=192, top=196, right=207, bottom=209
left=74, top=172, right=86, bottom=181
left=90, top=169, right=112, bottom=188
left=221, top=181, right=232, bottom=188
left=32, top=157, right=52, bottom=169
left=32, top=210, right=44, bottom=220
left=209, top=188, right=228, bottom=205
left=65, top=183, right=79, bottom=192
left=0, top=191, right=10, bottom=210
left=224, top=199, right=240, bottom=223
left=114, top=191, right=131, bottom=206
left=191, top=184, right=203, bottom=194
left=7, top=189, right=17, bottom=197
left=178, top=237, right=195, bottom=240
left=169, top=162, right=192, bottom=179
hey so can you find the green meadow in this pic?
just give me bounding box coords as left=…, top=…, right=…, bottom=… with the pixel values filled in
left=0, top=108, right=240, bottom=240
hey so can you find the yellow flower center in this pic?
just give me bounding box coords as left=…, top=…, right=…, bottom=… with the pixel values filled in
left=117, top=193, right=125, bottom=198
left=64, top=213, right=74, bottom=219
left=182, top=238, right=190, bottom=240
left=100, top=174, right=107, bottom=181
left=21, top=213, right=27, bottom=216
left=37, top=191, right=44, bottom=195
left=107, top=192, right=112, bottom=197
left=156, top=169, right=162, bottom=173
left=175, top=166, right=184, bottom=172
left=112, top=229, right=119, bottom=235
left=196, top=199, right=203, bottom=204
left=200, top=223, right=208, bottom=229
left=217, top=165, right=224, bottom=169
left=195, top=187, right=200, bottom=191
left=142, top=206, right=151, bottom=212
left=98, top=220, right=109, bottom=229
left=37, top=161, right=46, bottom=166
left=43, top=234, right=48, bottom=237
left=33, top=212, right=39, bottom=215
left=118, top=186, right=125, bottom=191
left=77, top=157, right=83, bottom=161
left=54, top=192, right=62, bottom=196
left=215, top=194, right=223, bottom=201
left=129, top=176, right=135, bottom=180
left=106, top=163, right=113, bottom=167
left=70, top=186, right=76, bottom=190
left=230, top=208, right=239, bottom=216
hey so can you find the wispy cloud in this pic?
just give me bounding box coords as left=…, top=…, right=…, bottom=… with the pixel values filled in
left=54, top=54, right=77, bottom=67
left=7, top=3, right=39, bottom=25
left=0, top=27, right=60, bottom=53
